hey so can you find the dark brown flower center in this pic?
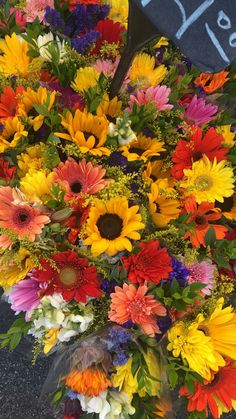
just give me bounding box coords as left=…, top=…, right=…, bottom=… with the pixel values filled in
left=129, top=147, right=143, bottom=156
left=14, top=208, right=31, bottom=226
left=192, top=151, right=203, bottom=162
left=97, top=213, right=123, bottom=240
left=195, top=215, right=207, bottom=225
left=84, top=131, right=99, bottom=147
left=216, top=196, right=234, bottom=212
left=70, top=181, right=82, bottom=194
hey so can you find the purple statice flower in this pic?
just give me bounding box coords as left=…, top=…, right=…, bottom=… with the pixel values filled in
left=122, top=320, right=134, bottom=329
left=47, top=81, right=84, bottom=110
left=64, top=4, right=110, bottom=38
left=157, top=313, right=172, bottom=334
left=108, top=151, right=128, bottom=168
left=71, top=31, right=100, bottom=54
left=44, top=6, right=65, bottom=33
left=184, top=95, right=218, bottom=126
left=113, top=351, right=129, bottom=366
left=67, top=390, right=78, bottom=400
left=101, top=279, right=116, bottom=295
left=107, top=327, right=131, bottom=367
left=8, top=277, right=41, bottom=320
left=168, top=257, right=190, bottom=287
left=108, top=327, right=131, bottom=345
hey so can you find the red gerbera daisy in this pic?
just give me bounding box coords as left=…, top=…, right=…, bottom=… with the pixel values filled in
left=0, top=86, right=24, bottom=119
left=183, top=196, right=227, bottom=248
left=179, top=359, right=236, bottom=419
left=0, top=157, right=16, bottom=181
left=122, top=240, right=172, bottom=284
left=65, top=198, right=90, bottom=244
left=92, top=18, right=125, bottom=57
left=34, top=251, right=101, bottom=303
left=171, top=127, right=228, bottom=180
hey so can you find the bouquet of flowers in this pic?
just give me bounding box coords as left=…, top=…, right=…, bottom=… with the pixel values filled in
left=0, top=1, right=236, bottom=418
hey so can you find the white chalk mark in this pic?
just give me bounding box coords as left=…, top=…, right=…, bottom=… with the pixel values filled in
left=205, top=22, right=230, bottom=63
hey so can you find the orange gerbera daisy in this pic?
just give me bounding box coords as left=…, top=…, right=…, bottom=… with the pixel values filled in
left=183, top=196, right=227, bottom=247
left=194, top=70, right=229, bottom=94
left=65, top=368, right=111, bottom=396
left=109, top=283, right=166, bottom=336
left=0, top=187, right=50, bottom=241
left=0, top=86, right=24, bottom=119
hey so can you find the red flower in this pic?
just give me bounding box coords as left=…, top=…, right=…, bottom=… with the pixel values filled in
left=171, top=127, right=228, bottom=179
left=122, top=240, right=172, bottom=284
left=92, top=18, right=125, bottom=57
left=60, top=0, right=100, bottom=11
left=0, top=158, right=16, bottom=181
left=0, top=86, right=24, bottom=119
left=65, top=199, right=90, bottom=244
left=179, top=360, right=236, bottom=419
left=183, top=196, right=227, bottom=248
left=34, top=251, right=101, bottom=303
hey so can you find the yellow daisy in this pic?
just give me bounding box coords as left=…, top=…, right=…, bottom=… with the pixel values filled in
left=20, top=170, right=54, bottom=204
left=148, top=179, right=180, bottom=228
left=107, top=0, right=129, bottom=26
left=120, top=134, right=165, bottom=162
left=0, top=117, right=28, bottom=153
left=71, top=67, right=99, bottom=92
left=17, top=143, right=48, bottom=178
left=96, top=93, right=122, bottom=120
left=181, top=156, right=235, bottom=204
left=0, top=248, right=34, bottom=289
left=55, top=109, right=110, bottom=157
left=84, top=196, right=145, bottom=256
left=0, top=33, right=30, bottom=77
left=196, top=298, right=236, bottom=361
left=130, top=53, right=167, bottom=88
left=18, top=86, right=56, bottom=131
left=216, top=125, right=235, bottom=148
left=167, top=320, right=225, bottom=380
left=111, top=358, right=138, bottom=398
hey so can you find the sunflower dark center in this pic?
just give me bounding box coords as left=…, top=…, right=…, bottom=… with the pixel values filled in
left=97, top=213, right=123, bottom=240
left=216, top=196, right=234, bottom=212
left=84, top=131, right=99, bottom=147
left=150, top=174, right=157, bottom=182
left=129, top=147, right=143, bottom=156
left=70, top=181, right=82, bottom=194
left=195, top=215, right=207, bottom=225
left=192, top=151, right=203, bottom=162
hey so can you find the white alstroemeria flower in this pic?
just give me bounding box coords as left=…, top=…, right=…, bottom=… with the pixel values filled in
left=37, top=33, right=67, bottom=63
left=78, top=392, right=111, bottom=419
left=57, top=328, right=78, bottom=342
left=44, top=294, right=66, bottom=309
left=107, top=391, right=135, bottom=418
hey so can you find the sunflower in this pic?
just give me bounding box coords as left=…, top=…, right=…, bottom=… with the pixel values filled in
left=216, top=125, right=235, bottom=148
left=84, top=196, right=145, bottom=256
left=120, top=134, right=165, bottom=162
left=17, top=143, right=48, bottom=178
left=107, top=0, right=129, bottom=26
left=0, top=33, right=30, bottom=77
left=216, top=191, right=236, bottom=221
left=18, top=86, right=56, bottom=131
left=0, top=248, right=34, bottom=289
left=130, top=53, right=167, bottom=89
left=71, top=67, right=99, bottom=92
left=143, top=161, right=170, bottom=185
left=96, top=93, right=122, bottom=120
left=196, top=298, right=236, bottom=360
left=55, top=109, right=110, bottom=157
left=148, top=179, right=181, bottom=228
left=181, top=156, right=235, bottom=204
left=20, top=170, right=54, bottom=204
left=0, top=116, right=28, bottom=152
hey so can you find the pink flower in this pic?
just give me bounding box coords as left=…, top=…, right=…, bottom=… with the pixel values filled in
left=93, top=59, right=130, bottom=86
left=184, top=95, right=218, bottom=126
left=186, top=260, right=216, bottom=295
left=24, top=0, right=54, bottom=23
left=11, top=8, right=27, bottom=29
left=128, top=86, right=173, bottom=112
left=109, top=283, right=166, bottom=336
left=8, top=276, right=41, bottom=320
left=53, top=158, right=110, bottom=200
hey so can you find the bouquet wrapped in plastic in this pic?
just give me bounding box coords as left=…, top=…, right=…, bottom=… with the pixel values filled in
left=0, top=1, right=236, bottom=418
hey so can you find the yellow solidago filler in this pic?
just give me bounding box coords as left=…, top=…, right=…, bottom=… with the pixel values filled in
left=196, top=298, right=236, bottom=360
left=112, top=358, right=138, bottom=398
left=96, top=93, right=122, bottom=119
left=181, top=156, right=235, bottom=204
left=130, top=53, right=167, bottom=88
left=17, top=143, right=48, bottom=178
left=0, top=248, right=34, bottom=289
left=0, top=33, right=30, bottom=77
left=43, top=328, right=59, bottom=354
left=84, top=196, right=145, bottom=256
left=0, top=117, right=28, bottom=153
left=55, top=109, right=110, bottom=157
left=167, top=321, right=225, bottom=380
left=148, top=179, right=180, bottom=228
left=107, top=0, right=128, bottom=26
left=216, top=125, right=235, bottom=148
left=71, top=67, right=99, bottom=92
left=120, top=134, right=165, bottom=162
left=18, top=86, right=56, bottom=131
left=20, top=170, right=54, bottom=204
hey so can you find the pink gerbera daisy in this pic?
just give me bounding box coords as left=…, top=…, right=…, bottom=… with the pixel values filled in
left=0, top=187, right=50, bottom=241
left=128, top=85, right=173, bottom=112
left=186, top=260, right=216, bottom=295
left=53, top=158, right=110, bottom=199
left=184, top=95, right=218, bottom=126
left=24, top=0, right=54, bottom=23
left=109, top=283, right=166, bottom=336
left=8, top=275, right=42, bottom=320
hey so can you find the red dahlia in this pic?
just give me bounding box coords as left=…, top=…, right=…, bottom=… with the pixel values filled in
left=171, top=127, right=228, bottom=179
left=92, top=18, right=125, bottom=57
left=122, top=240, right=172, bottom=284
left=0, top=157, right=16, bottom=181
left=34, top=251, right=101, bottom=303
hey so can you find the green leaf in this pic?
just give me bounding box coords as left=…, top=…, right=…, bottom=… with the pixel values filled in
left=168, top=369, right=178, bottom=388
left=9, top=333, right=21, bottom=351
left=204, top=226, right=216, bottom=246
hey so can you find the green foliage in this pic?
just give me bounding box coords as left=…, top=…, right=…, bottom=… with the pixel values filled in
left=129, top=102, right=157, bottom=132
left=131, top=348, right=161, bottom=396
left=52, top=385, right=66, bottom=407
left=0, top=316, right=32, bottom=351
left=213, top=238, right=236, bottom=269
left=132, top=394, right=157, bottom=419
left=188, top=411, right=206, bottom=419
left=166, top=357, right=203, bottom=391
left=46, top=184, right=66, bottom=209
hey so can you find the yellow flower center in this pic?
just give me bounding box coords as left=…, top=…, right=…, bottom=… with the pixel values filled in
left=195, top=175, right=213, bottom=191
left=59, top=267, right=78, bottom=286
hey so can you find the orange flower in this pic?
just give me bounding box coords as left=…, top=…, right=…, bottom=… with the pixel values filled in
left=65, top=368, right=111, bottom=396
left=194, top=71, right=229, bottom=94
left=0, top=86, right=24, bottom=119
left=109, top=283, right=166, bottom=336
